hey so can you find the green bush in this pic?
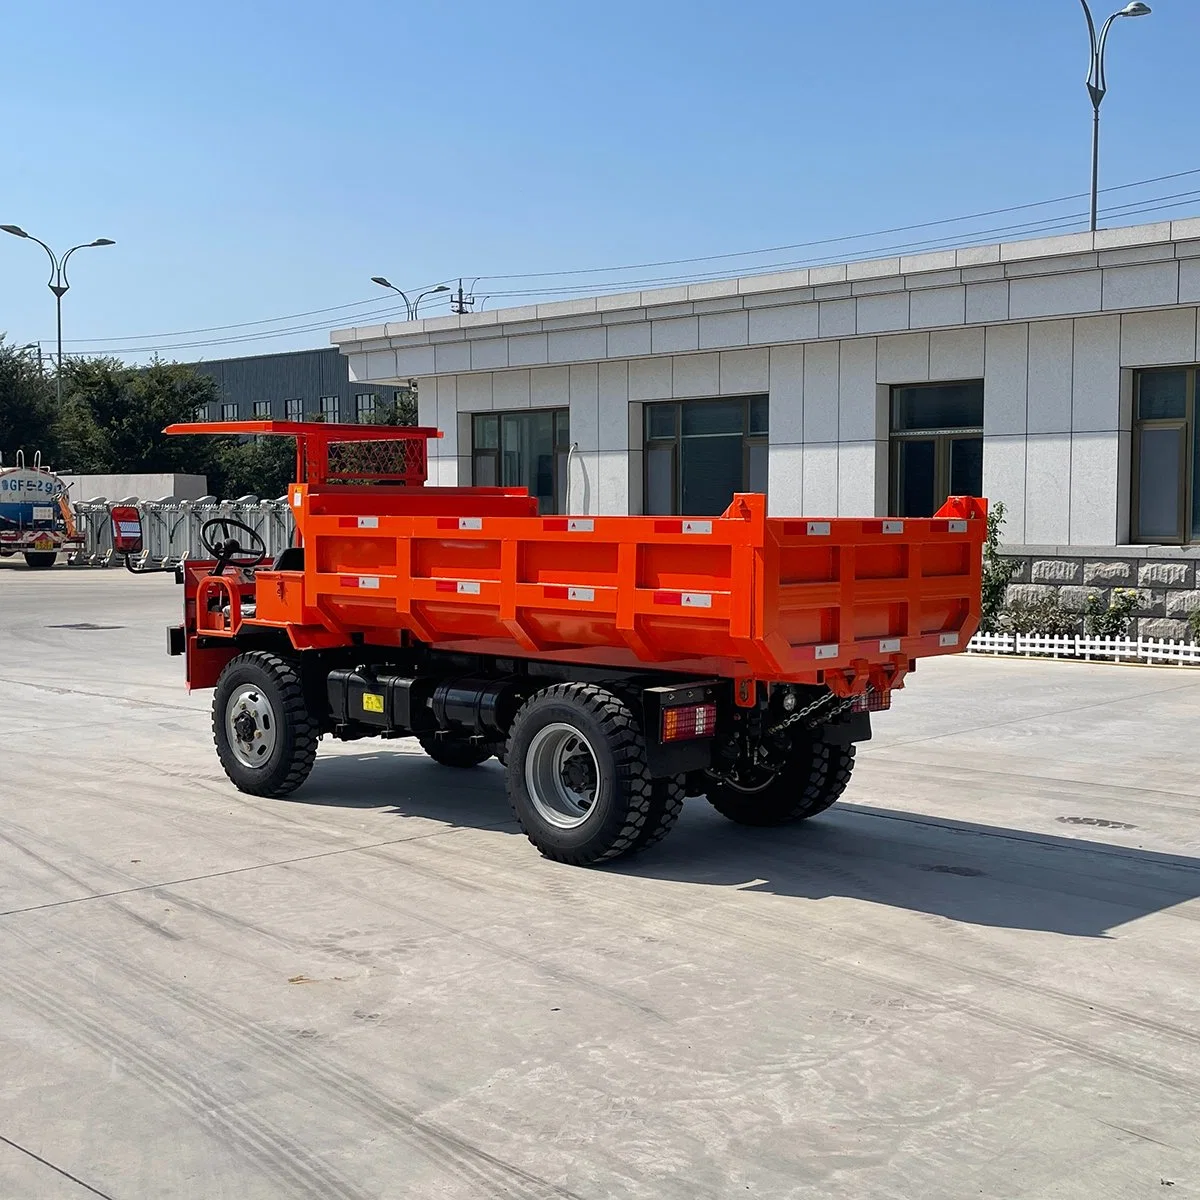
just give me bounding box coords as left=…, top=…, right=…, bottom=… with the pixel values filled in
left=1083, top=588, right=1139, bottom=639
left=1001, top=595, right=1080, bottom=637
left=980, top=500, right=1020, bottom=634
left=1189, top=609, right=1200, bottom=644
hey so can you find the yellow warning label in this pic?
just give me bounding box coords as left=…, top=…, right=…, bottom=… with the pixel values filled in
left=362, top=693, right=384, bottom=714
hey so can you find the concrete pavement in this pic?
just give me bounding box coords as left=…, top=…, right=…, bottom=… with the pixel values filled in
left=2, top=559, right=1199, bottom=1198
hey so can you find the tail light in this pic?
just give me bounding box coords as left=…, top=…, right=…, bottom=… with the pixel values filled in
left=661, top=702, right=717, bottom=742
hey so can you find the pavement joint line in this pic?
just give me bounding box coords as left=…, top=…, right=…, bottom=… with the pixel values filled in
left=0, top=675, right=200, bottom=712
left=0, top=1133, right=118, bottom=1200
left=0, top=822, right=517, bottom=920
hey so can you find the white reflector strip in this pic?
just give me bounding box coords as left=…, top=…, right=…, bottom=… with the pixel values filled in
left=883, top=520, right=903, bottom=534
left=459, top=517, right=483, bottom=530
left=807, top=521, right=831, bottom=536
left=358, top=577, right=380, bottom=590
left=879, top=638, right=901, bottom=653
left=939, top=632, right=959, bottom=646
left=358, top=516, right=379, bottom=529
left=458, top=581, right=481, bottom=594
left=681, top=592, right=713, bottom=608
left=948, top=519, right=968, bottom=533
left=815, top=643, right=840, bottom=660
left=682, top=520, right=712, bottom=535
left=293, top=493, right=302, bottom=507
left=569, top=586, right=594, bottom=602
left=567, top=518, right=594, bottom=532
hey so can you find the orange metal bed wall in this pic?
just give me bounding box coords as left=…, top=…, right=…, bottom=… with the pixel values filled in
left=277, top=487, right=987, bottom=685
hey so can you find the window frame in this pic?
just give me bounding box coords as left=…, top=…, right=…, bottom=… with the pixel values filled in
left=284, top=397, right=303, bottom=422
left=252, top=399, right=272, bottom=420
left=887, top=380, right=984, bottom=518
left=319, top=395, right=340, bottom=423
left=220, top=402, right=239, bottom=422
left=1131, top=367, right=1198, bottom=545
left=642, top=395, right=769, bottom=516
left=355, top=392, right=377, bottom=423
left=470, top=408, right=571, bottom=513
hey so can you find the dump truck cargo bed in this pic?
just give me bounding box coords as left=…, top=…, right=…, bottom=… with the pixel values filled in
left=277, top=487, right=986, bottom=687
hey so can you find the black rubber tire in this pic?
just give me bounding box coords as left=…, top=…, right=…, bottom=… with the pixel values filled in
left=505, top=683, right=656, bottom=866
left=633, top=774, right=686, bottom=852
left=707, top=741, right=855, bottom=826
left=418, top=735, right=493, bottom=768
left=213, top=651, right=319, bottom=797
left=24, top=552, right=56, bottom=569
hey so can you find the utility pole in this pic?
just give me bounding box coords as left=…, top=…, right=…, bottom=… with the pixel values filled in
left=450, top=279, right=470, bottom=315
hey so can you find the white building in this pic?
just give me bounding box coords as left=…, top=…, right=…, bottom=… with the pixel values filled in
left=332, top=219, right=1200, bottom=630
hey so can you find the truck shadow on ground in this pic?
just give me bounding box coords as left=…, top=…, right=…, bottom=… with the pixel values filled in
left=297, top=751, right=1200, bottom=939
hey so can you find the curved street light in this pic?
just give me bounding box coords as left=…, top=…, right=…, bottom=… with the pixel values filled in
left=1, top=225, right=116, bottom=404
left=1080, top=1, right=1152, bottom=232
left=371, top=277, right=450, bottom=321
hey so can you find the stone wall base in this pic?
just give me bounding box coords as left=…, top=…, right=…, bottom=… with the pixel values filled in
left=1001, top=546, right=1200, bottom=640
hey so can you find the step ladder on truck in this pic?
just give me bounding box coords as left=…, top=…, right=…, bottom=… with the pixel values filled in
left=137, top=419, right=987, bottom=866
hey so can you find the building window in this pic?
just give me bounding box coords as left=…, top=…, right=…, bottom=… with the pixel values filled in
left=194, top=403, right=211, bottom=421
left=356, top=393, right=377, bottom=423
left=643, top=396, right=768, bottom=516
left=320, top=395, right=340, bottom=422
left=253, top=400, right=272, bottom=419
left=889, top=381, right=984, bottom=518
left=221, top=402, right=239, bottom=421
left=472, top=409, right=571, bottom=514
left=1133, top=367, right=1200, bottom=544
left=285, top=398, right=303, bottom=421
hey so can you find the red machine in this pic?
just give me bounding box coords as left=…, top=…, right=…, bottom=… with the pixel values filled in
left=165, top=420, right=987, bottom=865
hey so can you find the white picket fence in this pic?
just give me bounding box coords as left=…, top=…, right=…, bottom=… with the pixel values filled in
left=968, top=631, right=1200, bottom=666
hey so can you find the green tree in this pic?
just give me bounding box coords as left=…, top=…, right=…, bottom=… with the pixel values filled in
left=55, top=356, right=225, bottom=480
left=217, top=436, right=296, bottom=499
left=367, top=385, right=418, bottom=426
left=0, top=338, right=58, bottom=464
left=980, top=500, right=1020, bottom=634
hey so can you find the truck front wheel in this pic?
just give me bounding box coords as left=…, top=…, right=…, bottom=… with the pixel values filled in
left=213, top=652, right=319, bottom=797
left=706, top=740, right=855, bottom=827
left=24, top=552, right=56, bottom=569
left=505, top=683, right=662, bottom=866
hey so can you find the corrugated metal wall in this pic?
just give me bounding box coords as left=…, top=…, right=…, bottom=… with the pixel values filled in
left=191, top=347, right=402, bottom=422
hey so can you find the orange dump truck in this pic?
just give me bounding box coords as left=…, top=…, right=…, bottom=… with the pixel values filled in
left=157, top=420, right=987, bottom=865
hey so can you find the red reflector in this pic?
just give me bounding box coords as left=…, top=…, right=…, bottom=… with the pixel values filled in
left=661, top=702, right=717, bottom=742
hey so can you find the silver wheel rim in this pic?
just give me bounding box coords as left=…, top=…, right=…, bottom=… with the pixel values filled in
left=225, top=684, right=278, bottom=770
left=525, top=722, right=600, bottom=830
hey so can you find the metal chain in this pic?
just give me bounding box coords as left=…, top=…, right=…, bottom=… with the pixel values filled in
left=766, top=691, right=861, bottom=739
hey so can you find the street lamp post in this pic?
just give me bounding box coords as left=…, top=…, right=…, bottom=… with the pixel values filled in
left=1080, top=2, right=1152, bottom=233
left=1, top=225, right=115, bottom=405
left=370, top=276, right=450, bottom=321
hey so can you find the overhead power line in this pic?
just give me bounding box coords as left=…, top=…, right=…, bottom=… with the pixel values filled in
left=60, top=168, right=1200, bottom=356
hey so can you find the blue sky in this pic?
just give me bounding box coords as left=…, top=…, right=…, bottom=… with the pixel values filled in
left=1, top=0, right=1196, bottom=363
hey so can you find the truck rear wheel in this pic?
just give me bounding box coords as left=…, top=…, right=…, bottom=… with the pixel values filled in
left=707, top=740, right=855, bottom=827
left=213, top=652, right=319, bottom=798
left=24, top=552, right=56, bottom=569
left=417, top=735, right=493, bottom=768
left=505, top=683, right=659, bottom=866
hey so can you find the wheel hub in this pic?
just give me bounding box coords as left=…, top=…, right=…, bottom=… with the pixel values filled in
left=225, top=685, right=278, bottom=769
left=525, top=723, right=600, bottom=830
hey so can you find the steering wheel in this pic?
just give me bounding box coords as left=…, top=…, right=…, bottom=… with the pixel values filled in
left=199, top=517, right=268, bottom=575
